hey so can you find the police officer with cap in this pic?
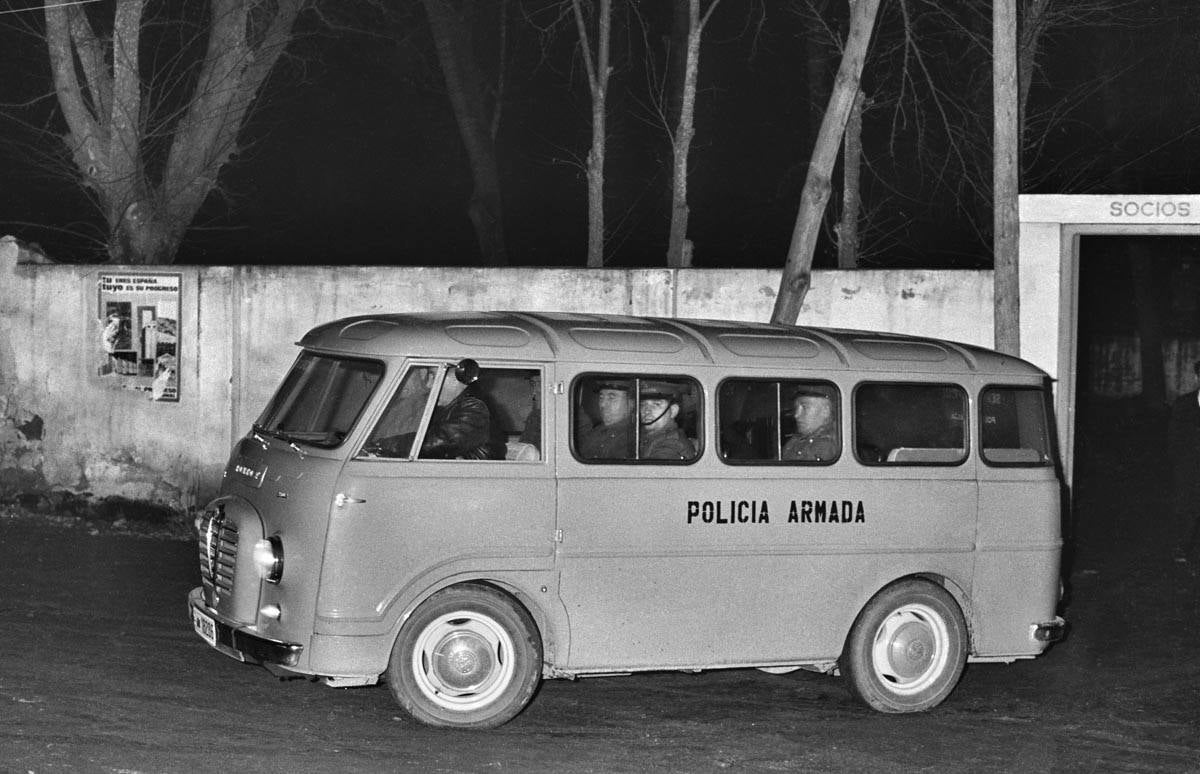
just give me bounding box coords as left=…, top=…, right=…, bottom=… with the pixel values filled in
left=782, top=386, right=837, bottom=462
left=638, top=380, right=696, bottom=460
left=577, top=379, right=635, bottom=459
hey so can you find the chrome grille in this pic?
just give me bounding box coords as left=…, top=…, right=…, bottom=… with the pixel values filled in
left=198, top=507, right=239, bottom=605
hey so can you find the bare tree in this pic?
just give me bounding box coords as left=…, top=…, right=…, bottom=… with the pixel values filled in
left=570, top=0, right=613, bottom=268
left=772, top=0, right=881, bottom=325
left=663, top=0, right=722, bottom=269
left=44, top=0, right=305, bottom=264
left=422, top=0, right=509, bottom=266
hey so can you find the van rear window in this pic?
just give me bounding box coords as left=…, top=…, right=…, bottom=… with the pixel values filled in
left=980, top=386, right=1053, bottom=466
left=257, top=352, right=384, bottom=448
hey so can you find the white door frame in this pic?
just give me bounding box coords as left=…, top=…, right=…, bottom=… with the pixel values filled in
left=1019, top=194, right=1200, bottom=484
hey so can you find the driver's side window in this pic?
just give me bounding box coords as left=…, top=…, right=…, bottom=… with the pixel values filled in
left=362, top=365, right=438, bottom=458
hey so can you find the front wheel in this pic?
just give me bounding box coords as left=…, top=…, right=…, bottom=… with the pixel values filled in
left=387, top=584, right=542, bottom=729
left=840, top=579, right=967, bottom=713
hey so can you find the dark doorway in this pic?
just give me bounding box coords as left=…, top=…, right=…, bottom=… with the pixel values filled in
left=1072, top=236, right=1200, bottom=564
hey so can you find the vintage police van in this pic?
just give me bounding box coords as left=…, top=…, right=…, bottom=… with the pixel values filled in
left=189, top=312, right=1066, bottom=728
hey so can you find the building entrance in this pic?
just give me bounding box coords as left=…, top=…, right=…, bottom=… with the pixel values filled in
left=1019, top=194, right=1200, bottom=484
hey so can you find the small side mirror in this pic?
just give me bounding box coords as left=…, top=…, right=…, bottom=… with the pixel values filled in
left=454, top=358, right=480, bottom=385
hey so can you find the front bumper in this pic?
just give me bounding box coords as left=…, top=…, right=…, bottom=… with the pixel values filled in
left=188, top=587, right=303, bottom=667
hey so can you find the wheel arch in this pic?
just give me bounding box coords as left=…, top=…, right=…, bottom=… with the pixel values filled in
left=392, top=577, right=560, bottom=668
left=848, top=573, right=975, bottom=655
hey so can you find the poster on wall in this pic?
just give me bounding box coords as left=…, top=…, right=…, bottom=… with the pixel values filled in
left=97, top=273, right=181, bottom=402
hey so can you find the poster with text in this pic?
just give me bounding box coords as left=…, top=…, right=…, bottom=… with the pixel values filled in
left=97, top=273, right=180, bottom=401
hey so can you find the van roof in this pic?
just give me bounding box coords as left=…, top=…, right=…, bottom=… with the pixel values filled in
left=298, top=312, right=1046, bottom=377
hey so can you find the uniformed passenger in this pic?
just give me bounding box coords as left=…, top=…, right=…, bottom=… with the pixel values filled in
left=638, top=380, right=696, bottom=461
left=781, top=388, right=838, bottom=462
left=577, top=380, right=635, bottom=459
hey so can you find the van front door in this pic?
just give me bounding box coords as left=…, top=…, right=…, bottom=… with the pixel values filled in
left=319, top=362, right=557, bottom=639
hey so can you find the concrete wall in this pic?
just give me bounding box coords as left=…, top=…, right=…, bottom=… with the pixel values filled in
left=0, top=235, right=993, bottom=511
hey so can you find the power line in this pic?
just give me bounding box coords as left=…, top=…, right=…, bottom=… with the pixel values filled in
left=0, top=0, right=103, bottom=17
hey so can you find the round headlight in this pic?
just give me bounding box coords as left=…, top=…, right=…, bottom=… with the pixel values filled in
left=252, top=535, right=284, bottom=584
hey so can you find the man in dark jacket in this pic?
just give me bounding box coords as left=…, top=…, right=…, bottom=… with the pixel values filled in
left=419, top=364, right=505, bottom=460
left=372, top=361, right=504, bottom=460
left=1167, top=360, right=1200, bottom=563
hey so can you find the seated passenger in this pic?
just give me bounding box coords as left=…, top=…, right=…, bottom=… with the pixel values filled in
left=577, top=380, right=634, bottom=459
left=781, top=388, right=837, bottom=462
left=638, top=381, right=696, bottom=461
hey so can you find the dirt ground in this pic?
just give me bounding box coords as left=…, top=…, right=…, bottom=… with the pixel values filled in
left=1, top=406, right=1198, bottom=772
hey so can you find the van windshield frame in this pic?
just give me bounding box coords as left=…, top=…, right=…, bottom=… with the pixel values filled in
left=255, top=351, right=385, bottom=449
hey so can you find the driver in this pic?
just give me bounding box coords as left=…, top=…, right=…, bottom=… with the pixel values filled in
left=418, top=361, right=505, bottom=460
left=373, top=361, right=504, bottom=460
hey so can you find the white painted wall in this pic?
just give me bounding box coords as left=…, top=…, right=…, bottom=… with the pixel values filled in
left=1, top=235, right=993, bottom=510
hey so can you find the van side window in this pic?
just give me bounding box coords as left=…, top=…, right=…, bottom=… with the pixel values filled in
left=855, top=383, right=968, bottom=465
left=980, top=386, right=1052, bottom=466
left=718, top=379, right=840, bottom=464
left=572, top=375, right=701, bottom=463
left=363, top=365, right=542, bottom=461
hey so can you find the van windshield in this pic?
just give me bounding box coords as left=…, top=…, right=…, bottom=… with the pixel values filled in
left=255, top=352, right=385, bottom=448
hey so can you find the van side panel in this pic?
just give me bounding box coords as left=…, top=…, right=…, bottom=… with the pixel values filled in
left=555, top=465, right=978, bottom=671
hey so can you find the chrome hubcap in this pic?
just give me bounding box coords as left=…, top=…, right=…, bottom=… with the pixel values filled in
left=412, top=611, right=517, bottom=711
left=871, top=603, right=950, bottom=695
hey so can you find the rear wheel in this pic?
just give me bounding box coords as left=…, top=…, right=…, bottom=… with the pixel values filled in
left=387, top=584, right=542, bottom=729
left=840, top=579, right=967, bottom=713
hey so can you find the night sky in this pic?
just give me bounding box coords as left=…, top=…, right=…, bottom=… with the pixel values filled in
left=4, top=1, right=1200, bottom=269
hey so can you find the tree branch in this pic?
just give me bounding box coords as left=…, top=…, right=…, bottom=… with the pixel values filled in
left=44, top=2, right=98, bottom=148
left=65, top=2, right=110, bottom=120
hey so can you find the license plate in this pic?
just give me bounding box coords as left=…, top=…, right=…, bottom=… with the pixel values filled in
left=192, top=606, right=217, bottom=647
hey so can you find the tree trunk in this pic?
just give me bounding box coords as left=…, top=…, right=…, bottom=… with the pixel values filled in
left=666, top=0, right=719, bottom=269
left=585, top=93, right=607, bottom=268
left=994, top=0, right=1020, bottom=355
left=423, top=0, right=508, bottom=266
left=667, top=0, right=690, bottom=131
left=836, top=88, right=865, bottom=269
left=771, top=0, right=880, bottom=325
left=110, top=200, right=184, bottom=265
left=573, top=0, right=612, bottom=269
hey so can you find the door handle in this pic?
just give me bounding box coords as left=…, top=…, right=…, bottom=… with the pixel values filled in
left=334, top=493, right=366, bottom=508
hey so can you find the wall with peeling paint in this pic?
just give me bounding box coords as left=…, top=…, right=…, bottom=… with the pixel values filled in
left=0, top=235, right=993, bottom=511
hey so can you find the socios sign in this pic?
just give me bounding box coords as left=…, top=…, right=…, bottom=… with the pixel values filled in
left=1108, top=199, right=1194, bottom=218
